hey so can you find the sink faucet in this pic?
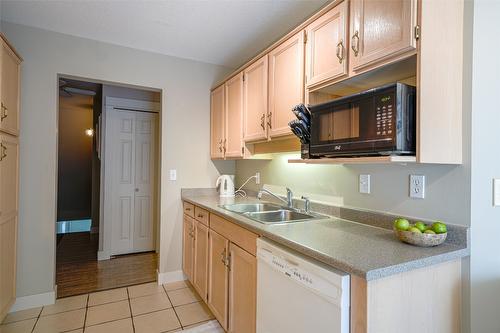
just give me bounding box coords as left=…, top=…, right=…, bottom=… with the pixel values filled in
left=257, top=187, right=294, bottom=209
left=301, top=196, right=311, bottom=213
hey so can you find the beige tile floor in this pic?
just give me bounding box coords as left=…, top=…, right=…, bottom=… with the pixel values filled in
left=1, top=281, right=218, bottom=333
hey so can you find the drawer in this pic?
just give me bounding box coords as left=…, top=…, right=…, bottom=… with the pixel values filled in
left=210, top=214, right=258, bottom=256
left=183, top=202, right=194, bottom=217
left=194, top=206, right=209, bottom=226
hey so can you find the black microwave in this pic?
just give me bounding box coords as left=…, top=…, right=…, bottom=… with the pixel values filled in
left=309, top=82, right=416, bottom=158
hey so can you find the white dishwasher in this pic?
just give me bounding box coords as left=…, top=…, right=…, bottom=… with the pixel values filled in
left=256, top=238, right=350, bottom=333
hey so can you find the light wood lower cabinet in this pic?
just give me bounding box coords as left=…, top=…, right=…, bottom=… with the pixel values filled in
left=228, top=243, right=257, bottom=333
left=0, top=215, right=17, bottom=321
left=182, top=204, right=258, bottom=332
left=182, top=215, right=195, bottom=282
left=193, top=222, right=209, bottom=302
left=207, top=229, right=229, bottom=330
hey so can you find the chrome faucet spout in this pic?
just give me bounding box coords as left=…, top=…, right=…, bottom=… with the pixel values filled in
left=257, top=187, right=294, bottom=209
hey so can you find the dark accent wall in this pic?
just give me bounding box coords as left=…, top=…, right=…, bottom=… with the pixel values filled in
left=57, top=93, right=94, bottom=221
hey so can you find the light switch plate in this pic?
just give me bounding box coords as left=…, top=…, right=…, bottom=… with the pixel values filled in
left=410, top=175, right=425, bottom=199
left=169, top=169, right=177, bottom=181
left=359, top=174, right=371, bottom=194
left=494, top=179, right=500, bottom=206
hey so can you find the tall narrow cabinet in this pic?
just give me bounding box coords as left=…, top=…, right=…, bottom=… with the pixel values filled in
left=0, top=33, right=22, bottom=322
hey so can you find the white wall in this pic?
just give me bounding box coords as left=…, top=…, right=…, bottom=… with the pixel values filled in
left=2, top=22, right=234, bottom=298
left=470, top=0, right=500, bottom=332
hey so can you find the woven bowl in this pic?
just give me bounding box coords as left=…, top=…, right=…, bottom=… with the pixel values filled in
left=394, top=228, right=447, bottom=247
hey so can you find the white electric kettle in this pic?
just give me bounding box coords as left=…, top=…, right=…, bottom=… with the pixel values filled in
left=216, top=175, right=235, bottom=197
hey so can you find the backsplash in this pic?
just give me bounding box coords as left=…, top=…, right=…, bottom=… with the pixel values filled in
left=235, top=152, right=471, bottom=227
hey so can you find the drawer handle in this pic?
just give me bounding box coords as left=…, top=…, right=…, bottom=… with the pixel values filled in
left=351, top=31, right=360, bottom=57
left=185, top=207, right=191, bottom=211
left=0, top=143, right=6, bottom=161
left=197, top=214, right=204, bottom=218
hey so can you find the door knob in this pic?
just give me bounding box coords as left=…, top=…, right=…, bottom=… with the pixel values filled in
left=135, top=188, right=139, bottom=192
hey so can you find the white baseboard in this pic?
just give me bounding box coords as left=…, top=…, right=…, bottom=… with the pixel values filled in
left=157, top=270, right=186, bottom=285
left=9, top=290, right=56, bottom=313
left=97, top=251, right=110, bottom=261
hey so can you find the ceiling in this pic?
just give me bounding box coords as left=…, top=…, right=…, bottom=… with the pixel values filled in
left=1, top=0, right=330, bottom=68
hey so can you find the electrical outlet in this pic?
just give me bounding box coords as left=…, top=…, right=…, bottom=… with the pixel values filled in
left=494, top=179, right=500, bottom=206
left=410, top=175, right=425, bottom=199
left=359, top=174, right=371, bottom=194
left=169, top=169, right=177, bottom=181
left=255, top=172, right=261, bottom=185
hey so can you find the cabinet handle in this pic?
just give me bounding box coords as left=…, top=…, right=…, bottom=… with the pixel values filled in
left=260, top=114, right=265, bottom=130
left=197, top=213, right=203, bottom=218
left=351, top=31, right=360, bottom=57
left=185, top=207, right=191, bottom=211
left=218, top=139, right=223, bottom=152
left=267, top=112, right=272, bottom=129
left=1, top=103, right=7, bottom=121
left=0, top=143, right=6, bottom=162
left=223, top=139, right=227, bottom=153
left=336, top=39, right=344, bottom=64
left=220, top=248, right=227, bottom=265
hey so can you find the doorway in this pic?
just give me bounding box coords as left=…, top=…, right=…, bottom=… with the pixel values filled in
left=56, top=77, right=161, bottom=298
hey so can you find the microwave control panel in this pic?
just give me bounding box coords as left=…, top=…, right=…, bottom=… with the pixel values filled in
left=375, top=94, right=394, bottom=136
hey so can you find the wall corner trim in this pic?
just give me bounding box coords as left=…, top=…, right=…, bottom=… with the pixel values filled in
left=157, top=270, right=186, bottom=285
left=9, top=290, right=56, bottom=313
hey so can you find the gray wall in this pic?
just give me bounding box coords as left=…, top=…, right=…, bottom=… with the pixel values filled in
left=2, top=21, right=234, bottom=298
left=470, top=0, right=500, bottom=332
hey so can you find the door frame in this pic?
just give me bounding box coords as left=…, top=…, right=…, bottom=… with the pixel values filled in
left=99, top=96, right=161, bottom=260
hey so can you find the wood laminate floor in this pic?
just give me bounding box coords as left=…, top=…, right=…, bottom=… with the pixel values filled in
left=56, top=232, right=157, bottom=298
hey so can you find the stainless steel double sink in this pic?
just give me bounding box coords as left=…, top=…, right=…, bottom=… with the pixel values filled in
left=220, top=203, right=325, bottom=225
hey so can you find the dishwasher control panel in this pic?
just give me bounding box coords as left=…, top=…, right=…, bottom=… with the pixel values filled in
left=258, top=245, right=345, bottom=304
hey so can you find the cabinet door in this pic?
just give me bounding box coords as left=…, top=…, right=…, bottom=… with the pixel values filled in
left=243, top=56, right=268, bottom=142
left=228, top=243, right=256, bottom=333
left=0, top=134, right=18, bottom=221
left=207, top=229, right=229, bottom=330
left=0, top=40, right=21, bottom=136
left=193, top=222, right=209, bottom=302
left=210, top=85, right=225, bottom=159
left=349, top=0, right=417, bottom=73
left=225, top=73, right=244, bottom=158
left=182, top=215, right=195, bottom=283
left=305, top=1, right=348, bottom=88
left=0, top=215, right=17, bottom=320
left=268, top=31, right=305, bottom=138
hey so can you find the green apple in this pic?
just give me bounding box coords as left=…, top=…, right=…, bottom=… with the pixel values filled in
left=432, top=221, right=447, bottom=234
left=424, top=229, right=436, bottom=234
left=394, top=218, right=410, bottom=231
left=408, top=227, right=422, bottom=233
left=414, top=222, right=427, bottom=232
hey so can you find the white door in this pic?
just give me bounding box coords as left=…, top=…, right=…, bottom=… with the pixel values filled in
left=109, top=109, right=157, bottom=255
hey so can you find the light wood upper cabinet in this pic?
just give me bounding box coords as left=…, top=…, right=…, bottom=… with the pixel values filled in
left=182, top=215, right=195, bottom=283
left=243, top=56, right=268, bottom=143
left=305, top=0, right=348, bottom=88
left=228, top=243, right=257, bottom=333
left=207, top=229, right=229, bottom=331
left=349, top=0, right=417, bottom=73
left=210, top=85, right=225, bottom=159
left=268, top=31, right=305, bottom=138
left=225, top=73, right=244, bottom=158
left=0, top=39, right=21, bottom=136
left=193, top=221, right=209, bottom=302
